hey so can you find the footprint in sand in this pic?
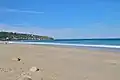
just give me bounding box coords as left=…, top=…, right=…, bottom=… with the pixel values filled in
left=21, top=72, right=32, bottom=76
left=105, top=60, right=118, bottom=65
left=0, top=68, right=13, bottom=72
left=84, top=76, right=89, bottom=80
left=17, top=75, right=32, bottom=80
left=17, top=72, right=32, bottom=80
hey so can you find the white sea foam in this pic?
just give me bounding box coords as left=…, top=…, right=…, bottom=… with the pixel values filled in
left=8, top=41, right=120, bottom=49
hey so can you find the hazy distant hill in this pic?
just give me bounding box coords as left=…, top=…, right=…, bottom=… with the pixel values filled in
left=0, top=32, right=54, bottom=41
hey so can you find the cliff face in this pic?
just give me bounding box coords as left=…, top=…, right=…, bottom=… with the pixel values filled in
left=0, top=32, right=54, bottom=41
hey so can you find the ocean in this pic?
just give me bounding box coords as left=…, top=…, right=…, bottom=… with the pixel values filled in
left=9, top=39, right=120, bottom=49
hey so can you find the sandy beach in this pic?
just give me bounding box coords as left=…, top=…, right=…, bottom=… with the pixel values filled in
left=0, top=44, right=120, bottom=80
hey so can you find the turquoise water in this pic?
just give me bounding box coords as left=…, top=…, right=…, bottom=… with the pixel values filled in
left=9, top=39, right=120, bottom=49
left=33, top=39, right=120, bottom=45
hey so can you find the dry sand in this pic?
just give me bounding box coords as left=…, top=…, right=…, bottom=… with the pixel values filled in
left=0, top=44, right=120, bottom=80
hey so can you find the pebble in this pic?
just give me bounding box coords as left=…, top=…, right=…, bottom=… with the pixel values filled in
left=29, top=67, right=39, bottom=72
left=12, top=57, right=21, bottom=61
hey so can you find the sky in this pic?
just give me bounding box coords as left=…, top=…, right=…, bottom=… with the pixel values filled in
left=0, top=0, right=120, bottom=39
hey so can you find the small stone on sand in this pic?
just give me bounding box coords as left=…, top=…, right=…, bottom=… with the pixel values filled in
left=29, top=67, right=39, bottom=72
left=12, top=57, right=21, bottom=61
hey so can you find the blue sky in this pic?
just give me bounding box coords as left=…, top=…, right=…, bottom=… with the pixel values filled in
left=0, top=0, right=120, bottom=39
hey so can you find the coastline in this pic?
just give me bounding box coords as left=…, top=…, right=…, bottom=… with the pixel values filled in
left=1, top=40, right=120, bottom=52
left=8, top=41, right=120, bottom=49
left=0, top=43, right=120, bottom=80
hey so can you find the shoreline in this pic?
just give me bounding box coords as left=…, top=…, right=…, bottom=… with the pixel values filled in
left=1, top=40, right=120, bottom=49
left=6, top=41, right=120, bottom=53
left=1, top=42, right=120, bottom=53
left=8, top=41, right=120, bottom=49
left=1, top=40, right=120, bottom=52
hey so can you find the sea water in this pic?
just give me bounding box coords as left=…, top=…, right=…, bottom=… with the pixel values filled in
left=9, top=39, right=120, bottom=49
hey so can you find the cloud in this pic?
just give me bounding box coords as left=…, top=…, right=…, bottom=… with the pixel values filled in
left=0, top=8, right=44, bottom=14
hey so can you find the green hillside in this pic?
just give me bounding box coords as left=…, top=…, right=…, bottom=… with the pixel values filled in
left=0, top=32, right=54, bottom=41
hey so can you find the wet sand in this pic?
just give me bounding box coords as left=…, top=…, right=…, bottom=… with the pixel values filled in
left=0, top=44, right=120, bottom=80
